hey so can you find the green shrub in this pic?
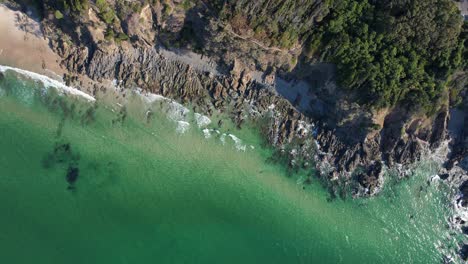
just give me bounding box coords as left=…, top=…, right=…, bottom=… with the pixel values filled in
left=54, top=10, right=64, bottom=19
left=115, top=32, right=129, bottom=44
left=104, top=27, right=114, bottom=40
left=181, top=0, right=193, bottom=10
left=96, top=0, right=115, bottom=24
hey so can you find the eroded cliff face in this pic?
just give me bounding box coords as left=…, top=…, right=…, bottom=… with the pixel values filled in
left=4, top=0, right=468, bottom=260
left=45, top=39, right=458, bottom=198
left=7, top=0, right=465, bottom=198
left=443, top=74, right=468, bottom=232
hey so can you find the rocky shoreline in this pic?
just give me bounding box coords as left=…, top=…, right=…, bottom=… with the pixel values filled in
left=2, top=0, right=466, bottom=196
left=45, top=27, right=468, bottom=258
left=46, top=29, right=466, bottom=195
left=3, top=0, right=468, bottom=205
left=1, top=0, right=468, bottom=259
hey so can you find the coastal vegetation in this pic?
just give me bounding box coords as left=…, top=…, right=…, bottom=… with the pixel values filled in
left=311, top=0, right=464, bottom=111
left=54, top=10, right=63, bottom=19
left=1, top=2, right=467, bottom=260
left=9, top=0, right=468, bottom=111
left=220, top=0, right=466, bottom=111
left=43, top=0, right=89, bottom=14
left=95, top=0, right=114, bottom=24
left=219, top=0, right=323, bottom=49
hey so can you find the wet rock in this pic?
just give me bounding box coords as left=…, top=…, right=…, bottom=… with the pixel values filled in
left=44, top=24, right=456, bottom=197
left=460, top=244, right=468, bottom=261
left=430, top=110, right=448, bottom=149
left=459, top=180, right=468, bottom=207
left=355, top=161, right=383, bottom=196
left=439, top=173, right=449, bottom=180
left=66, top=166, right=79, bottom=185
left=461, top=226, right=468, bottom=235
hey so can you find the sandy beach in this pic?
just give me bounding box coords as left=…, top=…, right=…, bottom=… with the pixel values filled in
left=0, top=5, right=64, bottom=79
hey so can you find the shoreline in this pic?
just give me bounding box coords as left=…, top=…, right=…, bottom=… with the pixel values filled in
left=0, top=5, right=64, bottom=79
left=0, top=64, right=95, bottom=101
left=0, top=73, right=456, bottom=263
left=0, top=2, right=465, bottom=196
left=0, top=3, right=464, bottom=197
left=0, top=1, right=467, bottom=260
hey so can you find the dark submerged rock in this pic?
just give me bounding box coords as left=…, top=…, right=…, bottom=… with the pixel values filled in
left=439, top=173, right=449, bottom=180
left=66, top=166, right=79, bottom=185
left=460, top=244, right=468, bottom=261
left=461, top=226, right=468, bottom=235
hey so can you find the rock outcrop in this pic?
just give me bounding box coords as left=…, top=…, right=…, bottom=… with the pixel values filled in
left=47, top=37, right=462, bottom=198
left=29, top=0, right=466, bottom=198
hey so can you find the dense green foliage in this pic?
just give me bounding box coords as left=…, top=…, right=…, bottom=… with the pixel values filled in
left=461, top=22, right=468, bottom=70
left=221, top=0, right=465, bottom=110
left=221, top=0, right=326, bottom=49
left=311, top=0, right=464, bottom=110
left=48, top=0, right=89, bottom=13
left=95, top=0, right=114, bottom=24
left=12, top=0, right=88, bottom=17
left=54, top=10, right=64, bottom=19
left=10, top=0, right=467, bottom=110
left=115, top=0, right=143, bottom=21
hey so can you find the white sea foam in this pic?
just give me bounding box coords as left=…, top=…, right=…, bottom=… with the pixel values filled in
left=144, top=93, right=166, bottom=103
left=176, top=121, right=190, bottom=134
left=167, top=101, right=190, bottom=121
left=134, top=90, right=193, bottom=134
left=297, top=120, right=313, bottom=136
left=132, top=88, right=251, bottom=151
left=228, top=134, right=246, bottom=151
left=220, top=133, right=226, bottom=145
left=134, top=88, right=165, bottom=104
left=134, top=90, right=188, bottom=121
left=194, top=113, right=211, bottom=128
left=430, top=175, right=440, bottom=182
left=0, top=65, right=95, bottom=102
left=202, top=128, right=211, bottom=139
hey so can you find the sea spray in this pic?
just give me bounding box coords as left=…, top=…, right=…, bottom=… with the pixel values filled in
left=176, top=121, right=190, bottom=134
left=228, top=134, right=247, bottom=151
left=135, top=88, right=252, bottom=148
left=202, top=128, right=211, bottom=139
left=194, top=113, right=211, bottom=128
left=0, top=65, right=95, bottom=102
left=0, top=66, right=464, bottom=263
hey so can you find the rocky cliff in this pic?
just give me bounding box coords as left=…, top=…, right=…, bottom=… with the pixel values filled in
left=6, top=0, right=467, bottom=199
left=45, top=34, right=461, bottom=199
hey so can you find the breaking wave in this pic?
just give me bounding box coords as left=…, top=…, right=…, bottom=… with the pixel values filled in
left=0, top=65, right=95, bottom=102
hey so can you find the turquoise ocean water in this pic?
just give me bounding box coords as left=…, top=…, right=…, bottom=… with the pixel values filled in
left=0, top=68, right=463, bottom=263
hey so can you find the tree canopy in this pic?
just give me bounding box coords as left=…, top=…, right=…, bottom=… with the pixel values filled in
left=310, top=0, right=464, bottom=110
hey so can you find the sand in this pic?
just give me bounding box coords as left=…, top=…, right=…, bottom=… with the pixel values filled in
left=0, top=5, right=64, bottom=79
